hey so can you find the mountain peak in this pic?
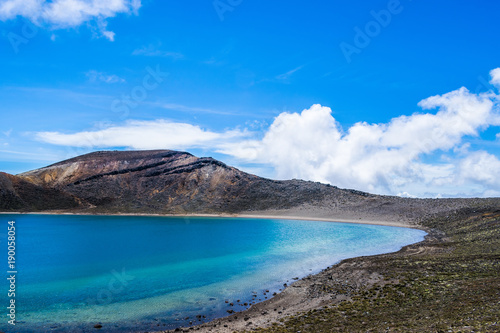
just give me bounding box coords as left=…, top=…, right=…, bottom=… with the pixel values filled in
left=3, top=149, right=487, bottom=223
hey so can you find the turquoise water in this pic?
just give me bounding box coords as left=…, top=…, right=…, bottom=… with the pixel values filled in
left=0, top=214, right=426, bottom=332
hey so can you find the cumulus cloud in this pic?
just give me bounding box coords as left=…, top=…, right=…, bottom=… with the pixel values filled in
left=35, top=69, right=500, bottom=197
left=36, top=119, right=249, bottom=150
left=217, top=69, right=500, bottom=197
left=219, top=86, right=499, bottom=195
left=0, top=0, right=141, bottom=40
left=490, top=68, right=500, bottom=87
left=456, top=151, right=500, bottom=188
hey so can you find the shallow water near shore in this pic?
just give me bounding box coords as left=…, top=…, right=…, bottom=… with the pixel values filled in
left=0, top=214, right=426, bottom=332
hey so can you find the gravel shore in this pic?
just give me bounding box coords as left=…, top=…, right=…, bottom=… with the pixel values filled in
left=161, top=201, right=500, bottom=333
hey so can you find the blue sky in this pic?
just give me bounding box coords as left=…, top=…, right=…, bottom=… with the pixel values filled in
left=1, top=0, right=500, bottom=197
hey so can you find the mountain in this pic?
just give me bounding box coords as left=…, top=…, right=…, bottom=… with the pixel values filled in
left=15, top=150, right=370, bottom=214
left=0, top=172, right=83, bottom=211
left=1, top=150, right=497, bottom=221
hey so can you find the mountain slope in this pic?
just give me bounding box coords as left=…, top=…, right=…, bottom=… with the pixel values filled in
left=2, top=149, right=495, bottom=221
left=17, top=150, right=370, bottom=214
left=0, top=172, right=84, bottom=211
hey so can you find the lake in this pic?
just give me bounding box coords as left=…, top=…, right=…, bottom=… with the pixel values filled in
left=0, top=214, right=426, bottom=332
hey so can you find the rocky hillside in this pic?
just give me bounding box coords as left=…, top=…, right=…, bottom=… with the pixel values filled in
left=1, top=150, right=498, bottom=221
left=0, top=172, right=83, bottom=211
left=14, top=150, right=369, bottom=214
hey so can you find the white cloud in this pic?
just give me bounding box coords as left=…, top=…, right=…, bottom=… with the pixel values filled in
left=154, top=103, right=237, bottom=115
left=275, top=65, right=305, bottom=82
left=34, top=68, right=500, bottom=197
left=397, top=192, right=417, bottom=198
left=490, top=68, right=500, bottom=87
left=132, top=44, right=183, bottom=59
left=86, top=70, right=125, bottom=83
left=0, top=0, right=142, bottom=41
left=456, top=151, right=500, bottom=188
left=217, top=78, right=500, bottom=196
left=35, top=119, right=249, bottom=150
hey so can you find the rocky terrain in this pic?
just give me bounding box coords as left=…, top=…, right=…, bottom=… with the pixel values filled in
left=1, top=150, right=497, bottom=224
left=165, top=206, right=500, bottom=333
left=0, top=171, right=83, bottom=211
left=1, top=149, right=499, bottom=332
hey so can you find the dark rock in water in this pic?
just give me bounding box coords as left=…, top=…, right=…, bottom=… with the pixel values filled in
left=93, top=324, right=102, bottom=329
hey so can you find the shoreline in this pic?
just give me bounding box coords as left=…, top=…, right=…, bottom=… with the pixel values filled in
left=160, top=221, right=430, bottom=333
left=1, top=210, right=427, bottom=333
left=0, top=211, right=416, bottom=229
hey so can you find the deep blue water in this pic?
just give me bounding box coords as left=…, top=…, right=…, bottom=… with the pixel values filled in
left=0, top=214, right=426, bottom=332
